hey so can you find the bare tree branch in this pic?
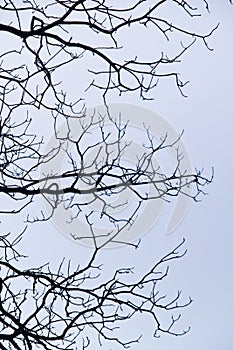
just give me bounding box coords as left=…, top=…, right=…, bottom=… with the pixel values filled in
left=0, top=233, right=191, bottom=349
left=0, top=1, right=225, bottom=348
left=0, top=100, right=212, bottom=247
left=0, top=0, right=220, bottom=115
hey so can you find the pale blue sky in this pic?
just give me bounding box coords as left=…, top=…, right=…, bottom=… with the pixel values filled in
left=1, top=1, right=233, bottom=349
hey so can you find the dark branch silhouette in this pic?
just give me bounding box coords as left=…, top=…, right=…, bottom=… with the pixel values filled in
left=0, top=98, right=212, bottom=247
left=0, top=0, right=228, bottom=349
left=0, top=233, right=191, bottom=349
left=0, top=0, right=219, bottom=116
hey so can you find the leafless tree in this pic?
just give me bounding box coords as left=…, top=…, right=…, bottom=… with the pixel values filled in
left=0, top=97, right=212, bottom=247
left=0, top=0, right=223, bottom=114
left=0, top=0, right=228, bottom=349
left=0, top=231, right=193, bottom=349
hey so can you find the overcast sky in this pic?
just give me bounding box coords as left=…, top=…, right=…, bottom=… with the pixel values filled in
left=1, top=1, right=233, bottom=349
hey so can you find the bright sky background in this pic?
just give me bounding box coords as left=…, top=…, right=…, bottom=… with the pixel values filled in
left=1, top=1, right=233, bottom=349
